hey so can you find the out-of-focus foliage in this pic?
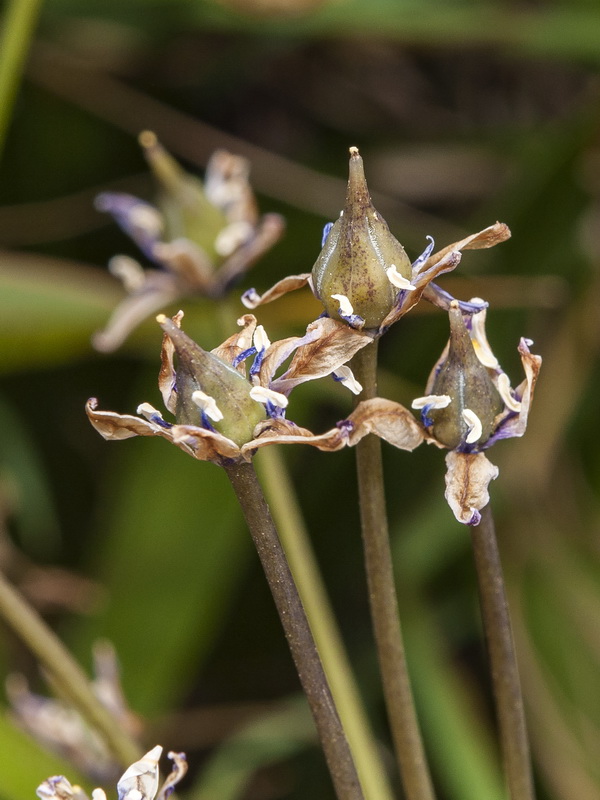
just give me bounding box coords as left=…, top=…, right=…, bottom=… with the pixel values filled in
left=1, top=0, right=600, bottom=798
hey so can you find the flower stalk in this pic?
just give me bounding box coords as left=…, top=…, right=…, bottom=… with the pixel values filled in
left=469, top=504, right=535, bottom=800
left=351, top=341, right=435, bottom=800
left=223, top=459, right=365, bottom=800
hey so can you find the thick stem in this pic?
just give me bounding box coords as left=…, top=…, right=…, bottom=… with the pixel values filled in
left=255, top=447, right=394, bottom=800
left=470, top=504, right=535, bottom=800
left=352, top=341, right=436, bottom=800
left=223, top=459, right=364, bottom=800
left=0, top=569, right=141, bottom=767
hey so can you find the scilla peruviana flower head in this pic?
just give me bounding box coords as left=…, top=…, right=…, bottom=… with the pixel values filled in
left=87, top=311, right=425, bottom=464
left=412, top=300, right=542, bottom=525
left=93, top=133, right=284, bottom=352
left=242, top=147, right=511, bottom=337
left=36, top=746, right=187, bottom=800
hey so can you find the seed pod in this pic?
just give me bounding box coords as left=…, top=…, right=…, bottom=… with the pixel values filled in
left=158, top=316, right=265, bottom=446
left=428, top=303, right=503, bottom=450
left=312, top=147, right=411, bottom=330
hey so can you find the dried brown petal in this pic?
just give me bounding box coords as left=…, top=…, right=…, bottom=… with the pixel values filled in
left=211, top=314, right=258, bottom=371
left=158, top=310, right=183, bottom=413
left=170, top=424, right=242, bottom=463
left=345, top=398, right=426, bottom=450
left=492, top=337, right=542, bottom=441
left=269, top=317, right=371, bottom=395
left=86, top=399, right=163, bottom=442
left=241, top=273, right=312, bottom=309
left=444, top=451, right=499, bottom=525
left=421, top=222, right=511, bottom=273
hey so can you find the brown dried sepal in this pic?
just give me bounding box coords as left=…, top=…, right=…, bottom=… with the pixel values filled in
left=444, top=451, right=499, bottom=526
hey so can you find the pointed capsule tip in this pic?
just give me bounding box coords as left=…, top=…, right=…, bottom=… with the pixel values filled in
left=138, top=130, right=158, bottom=150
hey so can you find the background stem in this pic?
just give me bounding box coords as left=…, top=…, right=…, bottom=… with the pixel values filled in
left=352, top=341, right=435, bottom=800
left=223, top=459, right=364, bottom=800
left=470, top=504, right=535, bottom=800
left=0, top=569, right=141, bottom=767
left=0, top=0, right=45, bottom=159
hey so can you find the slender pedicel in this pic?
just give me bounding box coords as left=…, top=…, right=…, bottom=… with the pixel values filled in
left=470, top=505, right=535, bottom=800
left=352, top=341, right=436, bottom=800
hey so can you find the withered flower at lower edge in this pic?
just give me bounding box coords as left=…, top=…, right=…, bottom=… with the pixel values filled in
left=93, top=133, right=284, bottom=352
left=36, top=746, right=187, bottom=800
left=8, top=642, right=138, bottom=782
left=411, top=301, right=542, bottom=525
left=241, top=147, right=511, bottom=339
left=87, top=313, right=425, bottom=465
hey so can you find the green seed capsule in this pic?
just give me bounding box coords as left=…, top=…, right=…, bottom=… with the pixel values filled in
left=312, top=147, right=411, bottom=330
left=159, top=316, right=265, bottom=446
left=429, top=303, right=503, bottom=449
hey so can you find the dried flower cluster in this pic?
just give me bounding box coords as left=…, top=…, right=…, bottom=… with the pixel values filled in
left=90, top=144, right=540, bottom=525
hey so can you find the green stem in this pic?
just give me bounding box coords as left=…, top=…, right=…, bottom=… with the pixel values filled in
left=0, top=0, right=45, bottom=159
left=223, top=459, right=364, bottom=800
left=0, top=569, right=141, bottom=767
left=470, top=504, right=535, bottom=800
left=255, top=446, right=394, bottom=800
left=351, top=340, right=436, bottom=800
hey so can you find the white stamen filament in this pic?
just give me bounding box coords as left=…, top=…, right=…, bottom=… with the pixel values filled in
left=253, top=324, right=271, bottom=352
left=331, top=293, right=354, bottom=317
left=137, top=402, right=164, bottom=421
left=463, top=408, right=483, bottom=444
left=497, top=372, right=522, bottom=412
left=108, top=255, right=146, bottom=292
left=386, top=264, right=416, bottom=291
left=333, top=366, right=363, bottom=395
left=191, top=391, right=224, bottom=421
left=214, top=220, right=253, bottom=257
left=411, top=394, right=452, bottom=410
left=128, top=205, right=164, bottom=236
left=249, top=386, right=288, bottom=408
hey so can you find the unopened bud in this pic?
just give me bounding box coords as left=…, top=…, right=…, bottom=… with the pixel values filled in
left=311, top=147, right=411, bottom=330
left=427, top=303, right=503, bottom=449
left=157, top=316, right=265, bottom=446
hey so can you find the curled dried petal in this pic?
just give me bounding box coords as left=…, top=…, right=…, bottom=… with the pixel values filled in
left=117, top=746, right=161, bottom=800
left=444, top=451, right=499, bottom=526
left=241, top=273, right=311, bottom=309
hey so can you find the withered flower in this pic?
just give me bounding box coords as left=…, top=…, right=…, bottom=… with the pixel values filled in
left=36, top=746, right=187, bottom=800
left=242, top=147, right=510, bottom=337
left=93, top=133, right=284, bottom=352
left=8, top=642, right=138, bottom=781
left=412, top=301, right=541, bottom=525
left=87, top=313, right=425, bottom=464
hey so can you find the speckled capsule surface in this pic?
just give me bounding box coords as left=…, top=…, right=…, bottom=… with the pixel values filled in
left=429, top=303, right=503, bottom=450
left=312, top=148, right=411, bottom=330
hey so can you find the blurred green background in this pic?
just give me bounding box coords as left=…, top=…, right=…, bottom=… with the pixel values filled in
left=1, top=0, right=600, bottom=798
